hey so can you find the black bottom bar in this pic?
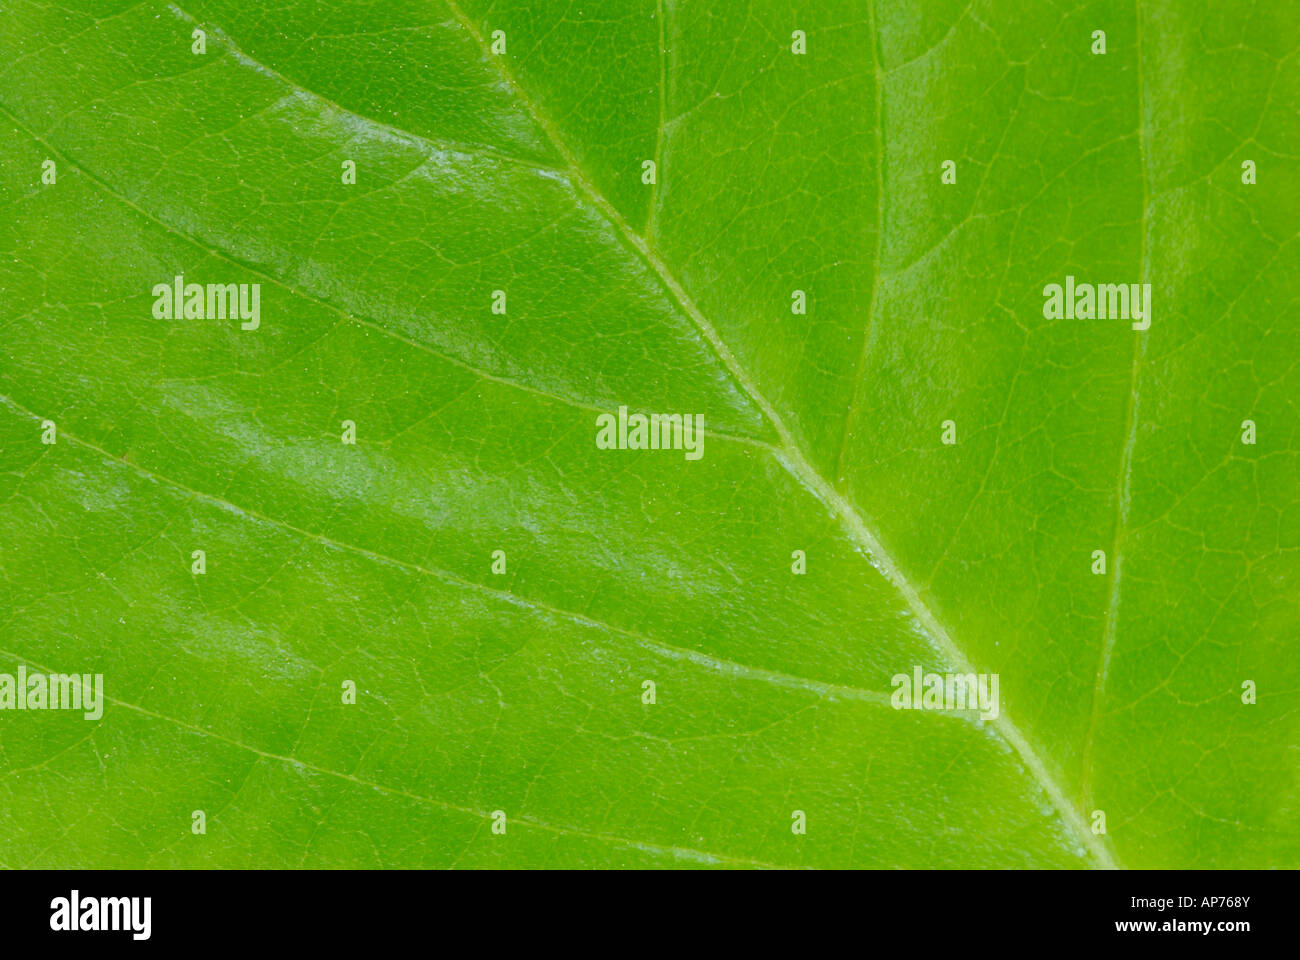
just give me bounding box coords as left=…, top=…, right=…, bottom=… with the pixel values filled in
left=0, top=868, right=1282, bottom=947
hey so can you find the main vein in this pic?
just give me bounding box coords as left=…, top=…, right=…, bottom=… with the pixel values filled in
left=442, top=0, right=1120, bottom=868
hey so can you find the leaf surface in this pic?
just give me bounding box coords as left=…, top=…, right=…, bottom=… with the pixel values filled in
left=0, top=0, right=1296, bottom=868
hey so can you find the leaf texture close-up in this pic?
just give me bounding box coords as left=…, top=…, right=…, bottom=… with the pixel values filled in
left=0, top=0, right=1297, bottom=870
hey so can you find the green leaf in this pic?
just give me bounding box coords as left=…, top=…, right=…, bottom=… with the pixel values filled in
left=0, top=0, right=1295, bottom=868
